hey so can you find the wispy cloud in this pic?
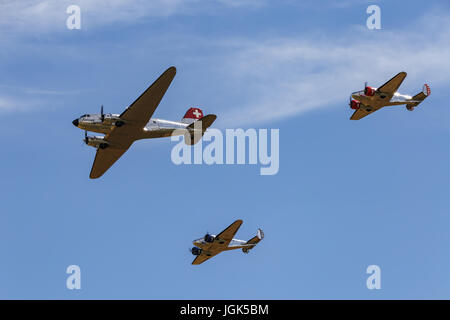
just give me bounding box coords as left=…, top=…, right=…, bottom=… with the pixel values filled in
left=1, top=2, right=450, bottom=126
left=0, top=96, right=33, bottom=113
left=0, top=85, right=84, bottom=112
left=210, top=13, right=450, bottom=125
left=0, top=0, right=263, bottom=34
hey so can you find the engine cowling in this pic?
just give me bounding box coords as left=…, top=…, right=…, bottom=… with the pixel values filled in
left=84, top=135, right=109, bottom=149
left=364, top=86, right=376, bottom=96
left=350, top=99, right=361, bottom=110
left=191, top=247, right=202, bottom=256
left=101, top=114, right=122, bottom=126
left=204, top=234, right=215, bottom=243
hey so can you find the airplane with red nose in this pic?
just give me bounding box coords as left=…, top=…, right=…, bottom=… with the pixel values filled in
left=349, top=72, right=430, bottom=120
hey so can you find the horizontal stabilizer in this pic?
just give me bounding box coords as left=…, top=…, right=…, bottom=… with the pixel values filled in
left=184, top=114, right=217, bottom=145
left=406, top=84, right=430, bottom=110
left=242, top=228, right=264, bottom=253
left=186, top=114, right=217, bottom=130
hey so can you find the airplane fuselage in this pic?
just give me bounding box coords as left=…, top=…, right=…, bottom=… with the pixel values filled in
left=193, top=236, right=247, bottom=250
left=351, top=89, right=414, bottom=107
left=73, top=113, right=190, bottom=136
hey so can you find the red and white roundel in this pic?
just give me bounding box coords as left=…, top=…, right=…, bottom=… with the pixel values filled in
left=183, top=107, right=203, bottom=119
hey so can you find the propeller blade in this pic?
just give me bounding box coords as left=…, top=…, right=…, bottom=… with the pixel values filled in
left=100, top=105, right=104, bottom=122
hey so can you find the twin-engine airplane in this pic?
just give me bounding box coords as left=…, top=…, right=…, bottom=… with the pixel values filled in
left=190, top=220, right=264, bottom=265
left=72, top=66, right=217, bottom=179
left=349, top=72, right=430, bottom=120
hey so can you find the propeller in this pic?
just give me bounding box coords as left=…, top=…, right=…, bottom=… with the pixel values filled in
left=83, top=130, right=89, bottom=145
left=204, top=232, right=215, bottom=243
left=100, top=105, right=104, bottom=122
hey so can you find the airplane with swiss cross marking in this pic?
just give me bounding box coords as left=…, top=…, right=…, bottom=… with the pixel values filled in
left=72, top=66, right=217, bottom=179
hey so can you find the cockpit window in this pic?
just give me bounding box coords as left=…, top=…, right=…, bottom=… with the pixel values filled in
left=81, top=114, right=88, bottom=118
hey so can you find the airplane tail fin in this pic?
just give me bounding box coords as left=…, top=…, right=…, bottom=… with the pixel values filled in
left=406, top=84, right=430, bottom=111
left=242, top=229, right=264, bottom=253
left=181, top=107, right=204, bottom=124
left=184, top=114, right=217, bottom=145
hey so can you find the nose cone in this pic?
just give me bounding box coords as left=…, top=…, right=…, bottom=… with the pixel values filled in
left=72, top=119, right=79, bottom=127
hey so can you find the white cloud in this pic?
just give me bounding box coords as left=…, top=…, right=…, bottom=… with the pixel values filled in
left=1, top=3, right=450, bottom=126
left=211, top=13, right=450, bottom=125
left=0, top=0, right=263, bottom=34
left=0, top=0, right=186, bottom=32
left=217, top=0, right=267, bottom=8
left=0, top=85, right=83, bottom=112
left=0, top=96, right=31, bottom=113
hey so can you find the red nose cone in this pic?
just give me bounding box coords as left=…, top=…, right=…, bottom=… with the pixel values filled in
left=364, top=86, right=375, bottom=96
left=350, top=100, right=360, bottom=110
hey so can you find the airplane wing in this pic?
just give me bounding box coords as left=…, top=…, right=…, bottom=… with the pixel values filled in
left=88, top=67, right=177, bottom=179
left=377, top=72, right=407, bottom=96
left=192, top=252, right=221, bottom=265
left=215, top=220, right=243, bottom=246
left=119, top=66, right=177, bottom=127
left=89, top=122, right=143, bottom=179
left=350, top=107, right=377, bottom=120
left=89, top=145, right=131, bottom=179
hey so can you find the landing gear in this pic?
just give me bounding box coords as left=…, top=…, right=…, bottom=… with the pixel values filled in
left=115, top=121, right=125, bottom=127
left=99, top=143, right=108, bottom=149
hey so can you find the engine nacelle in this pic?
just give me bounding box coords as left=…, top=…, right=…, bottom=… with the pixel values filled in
left=204, top=234, right=215, bottom=243
left=364, top=86, right=376, bottom=96
left=350, top=99, right=361, bottom=110
left=191, top=247, right=202, bottom=256
left=101, top=114, right=123, bottom=126
left=406, top=105, right=415, bottom=111
left=84, top=135, right=109, bottom=149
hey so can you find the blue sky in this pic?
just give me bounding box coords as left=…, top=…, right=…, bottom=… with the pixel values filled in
left=1, top=0, right=450, bottom=299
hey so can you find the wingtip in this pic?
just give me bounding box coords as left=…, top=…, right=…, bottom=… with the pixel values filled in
left=89, top=172, right=101, bottom=179
left=167, top=66, right=177, bottom=74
